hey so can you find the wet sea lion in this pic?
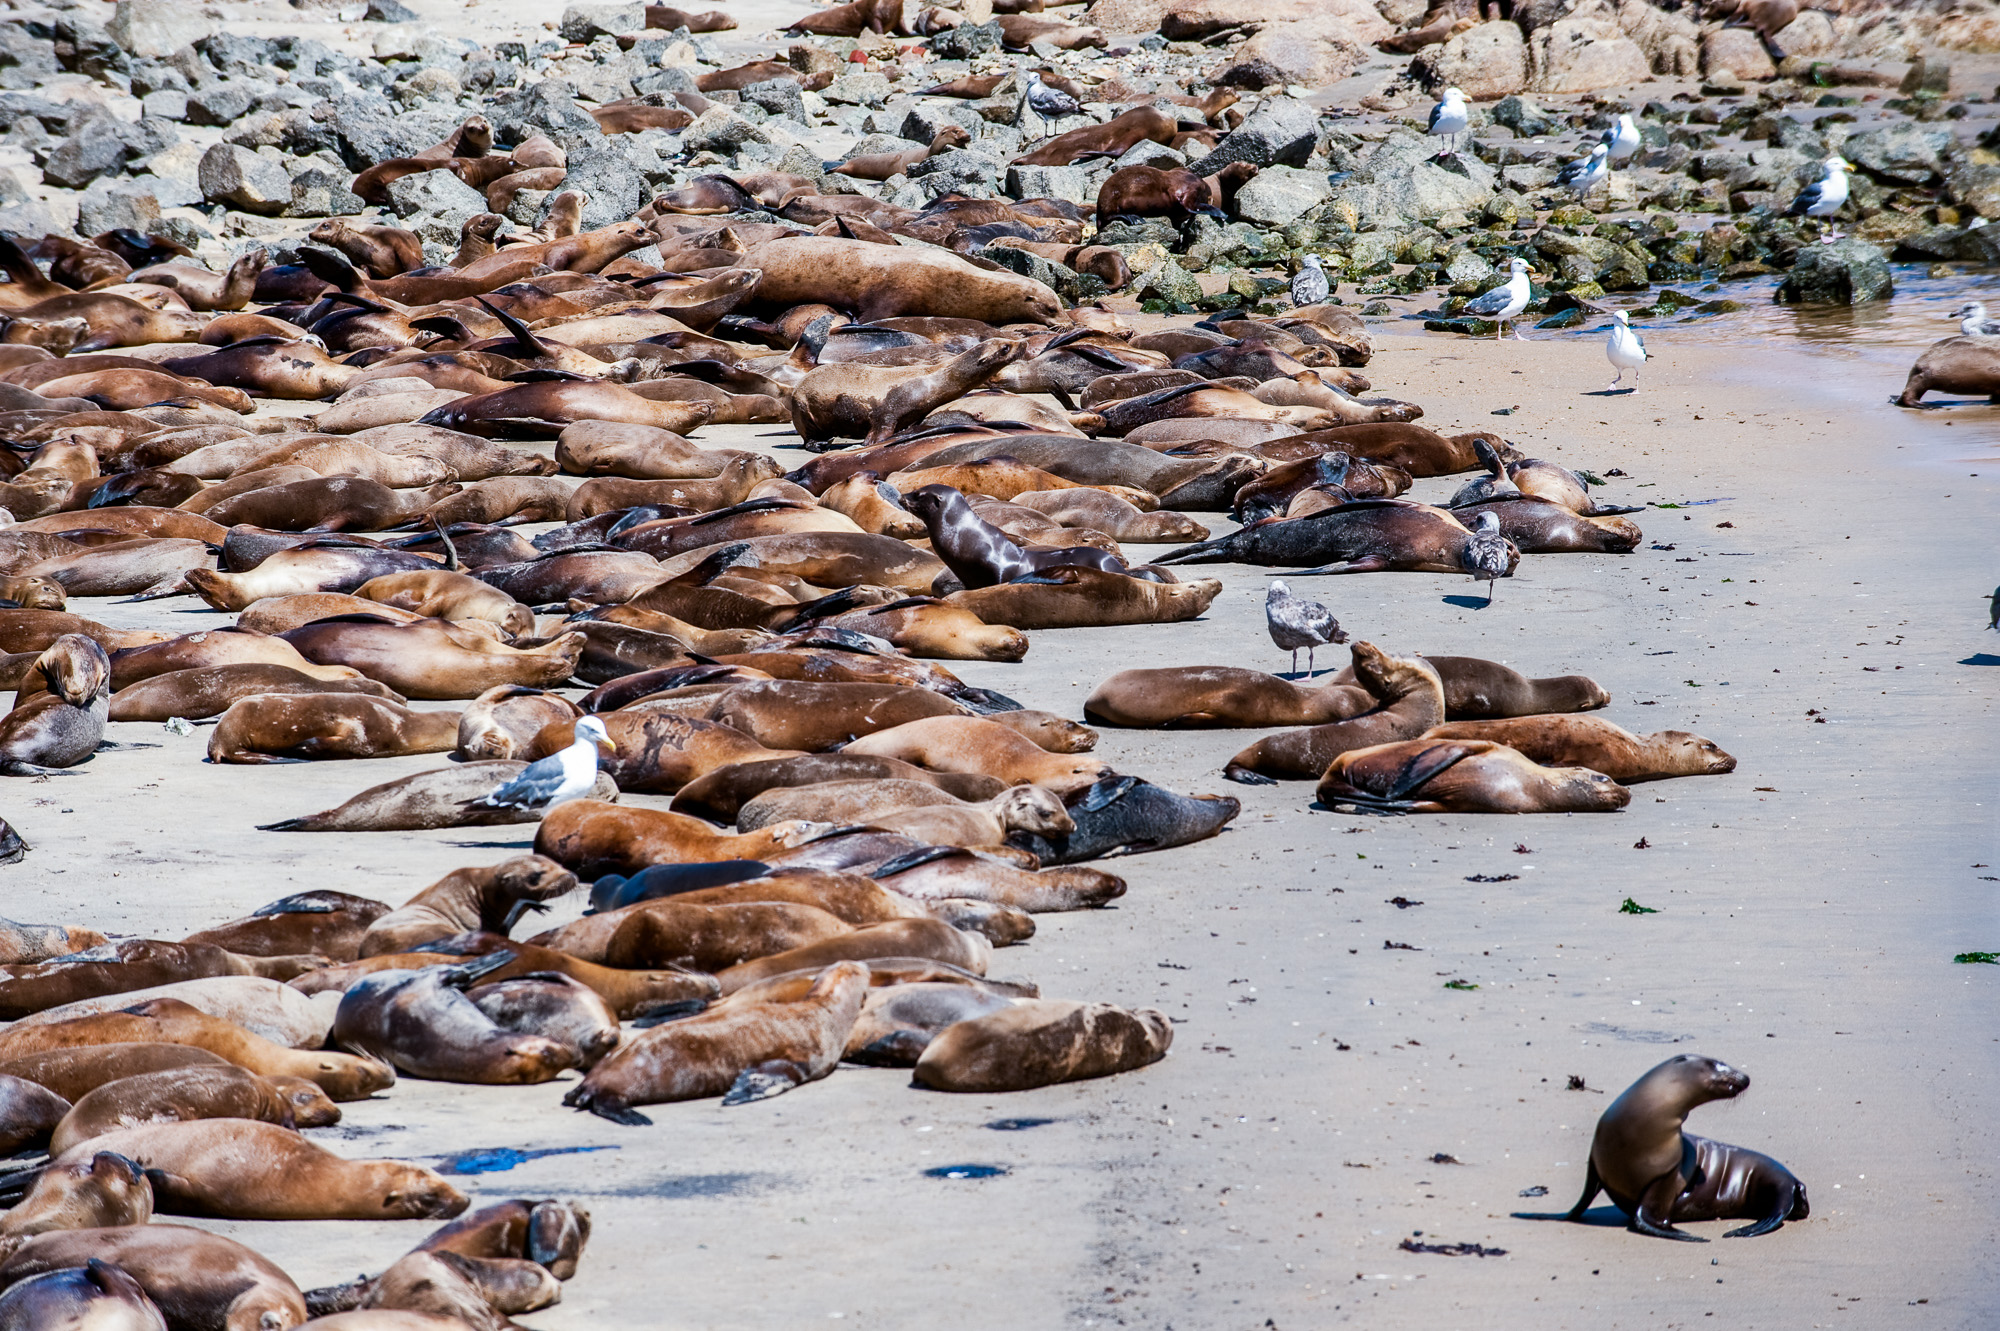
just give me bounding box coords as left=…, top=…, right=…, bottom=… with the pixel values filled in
left=1085, top=665, right=1374, bottom=729
left=333, top=954, right=575, bottom=1085
left=563, top=961, right=869, bottom=1123
left=1328, top=655, right=1610, bottom=719
left=1897, top=335, right=2000, bottom=407
left=1158, top=499, right=1515, bottom=578
left=359, top=856, right=578, bottom=957
left=1005, top=775, right=1239, bottom=863
left=49, top=1065, right=338, bottom=1155
left=1425, top=717, right=1734, bottom=783
left=256, top=761, right=618, bottom=832
left=670, top=754, right=1005, bottom=822
left=912, top=999, right=1172, bottom=1092
left=1223, top=643, right=1444, bottom=783
left=0, top=1226, right=307, bottom=1330
left=1316, top=739, right=1632, bottom=814
left=181, top=892, right=389, bottom=961
left=905, top=484, right=1151, bottom=589
left=205, top=694, right=461, bottom=764
left=0, top=1253, right=167, bottom=1327
left=1551, top=1054, right=1808, bottom=1240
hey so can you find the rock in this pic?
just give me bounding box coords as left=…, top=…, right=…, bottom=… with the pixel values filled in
left=1444, top=248, right=1495, bottom=288
left=384, top=166, right=489, bottom=223
left=1614, top=0, right=1697, bottom=76
left=504, top=187, right=554, bottom=226
left=141, top=89, right=188, bottom=120
left=1082, top=0, right=1171, bottom=30
left=1774, top=238, right=1892, bottom=304
left=898, top=101, right=984, bottom=145
left=106, top=0, right=209, bottom=59
left=1320, top=129, right=1497, bottom=231
left=324, top=94, right=443, bottom=171
left=1771, top=10, right=1835, bottom=59
left=492, top=81, right=604, bottom=157
left=1534, top=230, right=1647, bottom=289
left=1183, top=216, right=1269, bottom=269
left=42, top=113, right=129, bottom=190
left=77, top=181, right=160, bottom=235
left=289, top=166, right=364, bottom=217
left=56, top=14, right=130, bottom=81
left=1132, top=255, right=1201, bottom=308
left=930, top=21, right=1002, bottom=59
left=980, top=243, right=1097, bottom=303
left=908, top=147, right=1002, bottom=195
left=198, top=143, right=292, bottom=215
left=562, top=148, right=649, bottom=228
left=1209, top=15, right=1374, bottom=89
left=365, top=0, right=419, bottom=20
left=1528, top=17, right=1649, bottom=94
left=186, top=82, right=257, bottom=127
left=1840, top=125, right=1950, bottom=187
left=741, top=77, right=806, bottom=123
left=1700, top=27, right=1775, bottom=82
left=1186, top=95, right=1317, bottom=175
left=823, top=73, right=893, bottom=106
left=1231, top=164, right=1330, bottom=225
left=682, top=105, right=768, bottom=155
left=1488, top=94, right=1559, bottom=137
left=1412, top=21, right=1529, bottom=101
left=0, top=27, right=59, bottom=91
left=1949, top=164, right=2000, bottom=221
left=560, top=3, right=647, bottom=41
left=0, top=200, right=72, bottom=237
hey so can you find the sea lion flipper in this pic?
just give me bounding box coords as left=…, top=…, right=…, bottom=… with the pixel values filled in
left=1562, top=1158, right=1602, bottom=1221
left=1631, top=1169, right=1707, bottom=1242
left=721, top=1059, right=810, bottom=1105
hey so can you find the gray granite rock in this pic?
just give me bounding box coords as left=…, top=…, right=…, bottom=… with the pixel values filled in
left=198, top=142, right=292, bottom=214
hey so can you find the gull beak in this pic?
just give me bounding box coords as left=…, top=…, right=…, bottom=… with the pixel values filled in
left=594, top=735, right=617, bottom=755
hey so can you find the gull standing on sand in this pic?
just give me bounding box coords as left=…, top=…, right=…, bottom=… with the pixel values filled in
left=1605, top=310, right=1647, bottom=390
left=1786, top=156, right=1851, bottom=242
left=1266, top=580, right=1346, bottom=675
left=465, top=716, right=616, bottom=813
left=1953, top=302, right=2000, bottom=336
left=1292, top=254, right=1330, bottom=308
left=1599, top=112, right=1641, bottom=165
left=1427, top=86, right=1469, bottom=158
left=1023, top=71, right=1079, bottom=136
left=1461, top=511, right=1512, bottom=605
left=1553, top=143, right=1610, bottom=202
left=1464, top=257, right=1533, bottom=340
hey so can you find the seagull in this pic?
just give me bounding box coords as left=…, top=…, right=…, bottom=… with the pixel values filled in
left=1463, top=257, right=1533, bottom=340
left=464, top=716, right=615, bottom=814
left=1605, top=310, right=1646, bottom=390
left=1426, top=86, right=1469, bottom=159
left=1023, top=71, right=1080, bottom=137
left=1954, top=302, right=2000, bottom=336
left=1461, top=511, right=1512, bottom=605
left=1266, top=579, right=1346, bottom=676
left=1291, top=254, right=1330, bottom=308
left=1786, top=156, right=1851, bottom=242
left=1599, top=112, right=1641, bottom=165
left=1553, top=143, right=1610, bottom=202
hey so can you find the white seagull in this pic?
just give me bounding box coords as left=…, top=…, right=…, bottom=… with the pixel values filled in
left=1463, top=257, right=1534, bottom=340
left=466, top=716, right=616, bottom=813
left=1427, top=86, right=1469, bottom=159
left=1786, top=156, right=1852, bottom=242
left=1952, top=302, right=2000, bottom=336
left=1460, top=511, right=1512, bottom=606
left=1553, top=143, right=1610, bottom=202
left=1291, top=254, right=1330, bottom=308
left=1605, top=310, right=1646, bottom=390
left=1265, top=580, right=1347, bottom=676
left=1023, top=71, right=1080, bottom=137
left=1599, top=112, right=1641, bottom=165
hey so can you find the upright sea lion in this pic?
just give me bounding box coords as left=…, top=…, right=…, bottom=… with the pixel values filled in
left=1223, top=643, right=1444, bottom=783
left=1315, top=739, right=1632, bottom=814
left=0, top=634, right=108, bottom=776
left=359, top=857, right=579, bottom=957
left=912, top=999, right=1172, bottom=1092
left=333, top=955, right=575, bottom=1085
left=0, top=1226, right=308, bottom=1330
left=1555, top=1054, right=1809, bottom=1240
left=1328, top=655, right=1610, bottom=719
left=1425, top=717, right=1735, bottom=783
left=791, top=341, right=1032, bottom=445
left=205, top=694, right=461, bottom=764
left=49, top=1065, right=338, bottom=1155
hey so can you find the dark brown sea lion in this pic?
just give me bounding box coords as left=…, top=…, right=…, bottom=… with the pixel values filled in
left=1086, top=666, right=1374, bottom=729
left=49, top=1065, right=338, bottom=1155
left=332, top=954, right=575, bottom=1085
left=1425, top=717, right=1734, bottom=783
left=0, top=1225, right=304, bottom=1328
left=1552, top=1054, right=1808, bottom=1240
left=1449, top=496, right=1642, bottom=553
left=1269, top=424, right=1513, bottom=476
left=0, top=941, right=319, bottom=1021
left=911, top=999, right=1171, bottom=1091
left=1156, top=499, right=1515, bottom=578
left=1095, top=165, right=1221, bottom=224
left=563, top=961, right=869, bottom=1123
left=205, top=694, right=460, bottom=764
left=1012, top=105, right=1175, bottom=167
left=1223, top=643, right=1444, bottom=784
left=358, top=856, right=578, bottom=958
left=1315, top=739, right=1632, bottom=814
left=0, top=1149, right=152, bottom=1251
left=279, top=617, right=583, bottom=700
left=0, top=1073, right=69, bottom=1154
left=1897, top=335, right=2000, bottom=407
left=738, top=237, right=1063, bottom=325
left=109, top=665, right=400, bottom=724
left=52, top=1120, right=466, bottom=1220
left=0, top=1045, right=232, bottom=1104
left=1328, top=655, right=1610, bottom=719
left=670, top=754, right=1005, bottom=822
left=181, top=891, right=388, bottom=962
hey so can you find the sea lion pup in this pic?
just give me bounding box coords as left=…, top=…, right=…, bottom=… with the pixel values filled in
left=841, top=715, right=1110, bottom=790
left=1007, top=487, right=1208, bottom=543
left=1897, top=335, right=2000, bottom=407
left=256, top=761, right=618, bottom=833
left=830, top=126, right=971, bottom=181
left=0, top=919, right=106, bottom=966
left=0, top=634, right=108, bottom=776
left=1327, top=655, right=1610, bottom=719
left=1424, top=717, right=1735, bottom=783
left=1085, top=665, right=1375, bottom=729
left=1541, top=1054, right=1809, bottom=1240
left=0, top=1074, right=69, bottom=1153
left=0, top=1149, right=152, bottom=1247
left=50, top=1119, right=468, bottom=1221
left=1315, top=738, right=1632, bottom=815
left=904, top=484, right=1153, bottom=589
left=1222, top=643, right=1444, bottom=784
left=565, top=961, right=870, bottom=1123
left=0, top=999, right=394, bottom=1101
left=791, top=340, right=1033, bottom=446
left=204, top=694, right=461, bottom=764
left=672, top=754, right=1005, bottom=821
left=359, top=856, right=578, bottom=958
left=278, top=617, right=584, bottom=700
left=912, top=999, right=1172, bottom=1092
left=944, top=566, right=1221, bottom=631
left=353, top=570, right=535, bottom=638
left=457, top=685, right=580, bottom=761
left=305, top=1249, right=554, bottom=1327
left=182, top=892, right=389, bottom=961
left=309, top=218, right=425, bottom=278
left=521, top=710, right=798, bottom=795
left=467, top=974, right=620, bottom=1070
left=0, top=1225, right=307, bottom=1329
left=333, top=954, right=575, bottom=1085
left=109, top=666, right=401, bottom=724
left=0, top=1253, right=167, bottom=1327
left=49, top=1065, right=338, bottom=1155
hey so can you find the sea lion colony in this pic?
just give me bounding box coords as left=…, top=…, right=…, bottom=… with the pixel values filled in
left=0, top=0, right=1914, bottom=1316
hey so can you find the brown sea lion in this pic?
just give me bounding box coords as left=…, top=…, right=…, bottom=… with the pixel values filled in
left=739, top=237, right=1063, bottom=325
left=1085, top=665, right=1375, bottom=729
left=842, top=982, right=1016, bottom=1066
left=554, top=420, right=766, bottom=482
left=0, top=1045, right=232, bottom=1104
left=1008, top=487, right=1208, bottom=543
left=0, top=1149, right=153, bottom=1252
left=1315, top=738, right=1632, bottom=814
left=1270, top=424, right=1512, bottom=476
left=0, top=1226, right=306, bottom=1329
left=671, top=754, right=1005, bottom=822
left=714, top=919, right=989, bottom=994
left=523, top=709, right=797, bottom=794
left=912, top=999, right=1171, bottom=1091
left=1425, top=717, right=1734, bottom=783
left=53, top=1120, right=466, bottom=1220
left=358, top=856, right=578, bottom=958
left=1329, top=655, right=1610, bottom=719
left=416, top=478, right=574, bottom=529
left=831, top=127, right=971, bottom=181
left=789, top=598, right=1028, bottom=662
left=49, top=1065, right=338, bottom=1155
left=0, top=919, right=106, bottom=966
left=353, top=570, right=534, bottom=637
left=109, top=665, right=399, bottom=724
left=1222, top=642, right=1444, bottom=783
left=532, top=800, right=826, bottom=878
left=178, top=891, right=385, bottom=963
left=1553, top=1054, right=1808, bottom=1240
left=332, top=955, right=575, bottom=1085
left=279, top=617, right=583, bottom=700
left=785, top=784, right=1072, bottom=849
left=1897, top=335, right=2000, bottom=407
left=1156, top=499, right=1513, bottom=578
left=792, top=341, right=1032, bottom=446
left=563, top=961, right=870, bottom=1123
left=185, top=548, right=438, bottom=615
left=599, top=901, right=853, bottom=971
left=414, top=1196, right=592, bottom=1278
left=456, top=685, right=580, bottom=761
left=1095, top=165, right=1221, bottom=225
left=0, top=1073, right=69, bottom=1154
left=419, top=381, right=714, bottom=440
left=945, top=566, right=1222, bottom=630
left=905, top=484, right=1150, bottom=590
left=1450, top=496, right=1642, bottom=553
left=199, top=479, right=457, bottom=534
left=0, top=941, right=321, bottom=1022
left=467, top=973, right=620, bottom=1070
left=1011, top=105, right=1175, bottom=167
left=0, top=634, right=108, bottom=776
left=840, top=715, right=1108, bottom=789
left=205, top=694, right=460, bottom=764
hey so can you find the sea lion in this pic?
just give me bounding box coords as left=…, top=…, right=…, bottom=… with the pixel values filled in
left=333, top=954, right=575, bottom=1085
left=1425, top=717, right=1735, bottom=783
left=1095, top=165, right=1222, bottom=225
left=18, top=538, right=210, bottom=598
left=843, top=983, right=1017, bottom=1066
left=205, top=694, right=461, bottom=764
left=416, top=478, right=575, bottom=530
left=840, top=715, right=1108, bottom=790
left=945, top=566, right=1222, bottom=630
left=413, top=1197, right=593, bottom=1279
left=256, top=761, right=619, bottom=833
left=51, top=1120, right=467, bottom=1220
left=457, top=685, right=580, bottom=761
left=713, top=919, right=989, bottom=994
left=181, top=892, right=389, bottom=961
left=1315, top=739, right=1633, bottom=814
left=13, top=978, right=334, bottom=1050
left=0, top=918, right=105, bottom=966
left=0, top=942, right=321, bottom=1022
left=912, top=999, right=1172, bottom=1092
left=532, top=800, right=828, bottom=878
left=1012, top=104, right=1175, bottom=167
left=739, top=237, right=1064, bottom=325
left=279, top=617, right=583, bottom=700
left=1008, top=487, right=1208, bottom=543
left=1085, top=665, right=1374, bottom=729
left=358, top=856, right=579, bottom=957
left=670, top=753, right=1005, bottom=822
left=1268, top=424, right=1511, bottom=476
left=563, top=961, right=869, bottom=1123
left=736, top=778, right=994, bottom=829
left=1449, top=496, right=1642, bottom=553
left=586, top=861, right=772, bottom=914
left=200, top=479, right=458, bottom=534
left=352, top=571, right=534, bottom=637
left=1157, top=499, right=1514, bottom=578
left=0, top=1148, right=152, bottom=1249
left=903, top=432, right=1257, bottom=511
left=791, top=341, right=1032, bottom=445
left=49, top=1065, right=338, bottom=1155
left=109, top=665, right=400, bottom=724
left=789, top=598, right=1028, bottom=662
left=0, top=1073, right=69, bottom=1154
left=1897, top=335, right=2000, bottom=407
left=596, top=900, right=853, bottom=971
left=641, top=533, right=947, bottom=596
left=467, top=974, right=620, bottom=1070
left=0, top=1226, right=307, bottom=1330
left=0, top=1045, right=231, bottom=1104
left=1556, top=1054, right=1809, bottom=1240
left=1005, top=774, right=1239, bottom=863
left=555, top=421, right=772, bottom=482
left=184, top=549, right=445, bottom=614
left=1223, top=643, right=1445, bottom=783
left=419, top=382, right=714, bottom=440
left=303, top=1249, right=553, bottom=1326
left=523, top=709, right=797, bottom=794
left=1328, top=655, right=1610, bottom=719
left=0, top=635, right=108, bottom=775
left=905, top=484, right=1151, bottom=589
left=0, top=1253, right=166, bottom=1327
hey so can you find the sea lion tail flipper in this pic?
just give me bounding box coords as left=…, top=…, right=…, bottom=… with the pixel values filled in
left=1561, top=1159, right=1603, bottom=1221
left=257, top=814, right=326, bottom=831
left=1288, top=557, right=1394, bottom=576
left=1222, top=763, right=1276, bottom=786
left=500, top=898, right=549, bottom=933
left=432, top=513, right=460, bottom=571
left=121, top=572, right=195, bottom=602
left=302, top=1277, right=375, bottom=1318
left=1384, top=742, right=1478, bottom=802
left=721, top=1059, right=811, bottom=1105
left=440, top=949, right=517, bottom=988
left=562, top=1084, right=653, bottom=1126
left=1153, top=537, right=1233, bottom=566
left=628, top=998, right=710, bottom=1026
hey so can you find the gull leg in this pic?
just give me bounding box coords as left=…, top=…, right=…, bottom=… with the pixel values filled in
left=1306, top=647, right=1316, bottom=675
left=1290, top=648, right=1299, bottom=675
left=1485, top=578, right=1496, bottom=606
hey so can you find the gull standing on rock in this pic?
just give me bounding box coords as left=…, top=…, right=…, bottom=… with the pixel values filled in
left=1605, top=310, right=1647, bottom=390
left=1554, top=143, right=1610, bottom=203
left=1599, top=112, right=1641, bottom=165
left=1786, top=156, right=1852, bottom=242
left=1953, top=302, right=2000, bottom=336
left=1266, top=580, right=1346, bottom=676
left=1427, top=86, right=1469, bottom=158
left=1291, top=254, right=1330, bottom=308
left=1023, top=71, right=1080, bottom=137
left=1461, top=511, right=1512, bottom=605
left=465, top=716, right=616, bottom=814
left=1464, top=257, right=1533, bottom=340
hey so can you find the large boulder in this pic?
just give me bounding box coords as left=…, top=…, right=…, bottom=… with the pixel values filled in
left=1774, top=238, right=1891, bottom=305
left=1840, top=125, right=1951, bottom=187
left=1614, top=0, right=1698, bottom=75
left=1231, top=165, right=1331, bottom=225
left=384, top=166, right=489, bottom=223
left=1320, top=128, right=1497, bottom=230
left=1411, top=20, right=1529, bottom=99
left=1209, top=13, right=1381, bottom=89
left=1528, top=17, right=1649, bottom=93
left=1186, top=96, right=1318, bottom=175
left=1948, top=163, right=2000, bottom=221
left=106, top=0, right=208, bottom=58
left=559, top=3, right=646, bottom=41
left=42, top=113, right=129, bottom=190
left=197, top=143, right=291, bottom=214
left=1771, top=9, right=1835, bottom=57
left=1700, top=26, right=1776, bottom=81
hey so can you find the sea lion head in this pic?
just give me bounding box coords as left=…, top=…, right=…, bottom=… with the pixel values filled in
left=378, top=1163, right=471, bottom=1219
left=269, top=1075, right=343, bottom=1128
left=1651, top=730, right=1737, bottom=777
left=493, top=853, right=581, bottom=902
left=1348, top=641, right=1441, bottom=706
left=996, top=784, right=1075, bottom=837
left=37, top=634, right=110, bottom=706
left=1554, top=763, right=1631, bottom=811
left=1644, top=1053, right=1750, bottom=1111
